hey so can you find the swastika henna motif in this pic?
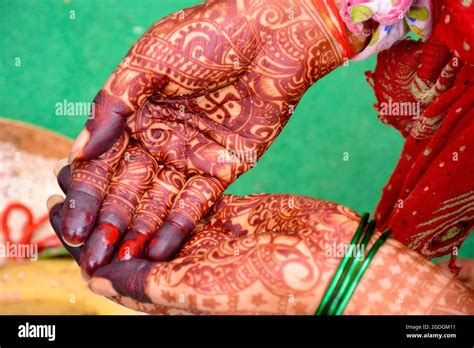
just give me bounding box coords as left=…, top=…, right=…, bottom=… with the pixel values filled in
left=62, top=0, right=356, bottom=266
left=49, top=0, right=474, bottom=315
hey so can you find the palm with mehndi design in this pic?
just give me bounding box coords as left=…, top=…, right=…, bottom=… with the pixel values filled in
left=56, top=0, right=354, bottom=275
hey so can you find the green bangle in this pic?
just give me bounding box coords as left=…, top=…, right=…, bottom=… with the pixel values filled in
left=315, top=213, right=370, bottom=315
left=332, top=230, right=392, bottom=315
left=315, top=213, right=391, bottom=316
left=326, top=219, right=376, bottom=315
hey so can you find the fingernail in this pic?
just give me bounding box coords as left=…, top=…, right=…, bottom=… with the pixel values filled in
left=79, top=223, right=121, bottom=276
left=116, top=240, right=136, bottom=261
left=49, top=202, right=81, bottom=262
left=115, top=230, right=148, bottom=261
left=63, top=238, right=84, bottom=248
left=61, top=191, right=101, bottom=246
left=69, top=129, right=90, bottom=162
left=47, top=194, right=65, bottom=211
left=89, top=277, right=119, bottom=297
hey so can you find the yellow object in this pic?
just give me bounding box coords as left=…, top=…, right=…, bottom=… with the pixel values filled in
left=0, top=259, right=137, bottom=315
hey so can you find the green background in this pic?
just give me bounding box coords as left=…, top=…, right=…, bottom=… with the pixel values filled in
left=1, top=0, right=471, bottom=258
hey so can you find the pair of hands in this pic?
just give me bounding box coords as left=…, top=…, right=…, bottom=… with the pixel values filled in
left=46, top=0, right=474, bottom=314
left=50, top=185, right=361, bottom=314
left=49, top=180, right=474, bottom=315
left=52, top=0, right=354, bottom=277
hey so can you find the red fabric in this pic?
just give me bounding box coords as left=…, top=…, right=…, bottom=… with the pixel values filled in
left=433, top=0, right=474, bottom=65
left=369, top=1, right=474, bottom=262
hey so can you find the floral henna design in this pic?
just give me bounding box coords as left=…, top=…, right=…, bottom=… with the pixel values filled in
left=49, top=0, right=474, bottom=314
left=50, top=194, right=474, bottom=314
left=62, top=0, right=354, bottom=263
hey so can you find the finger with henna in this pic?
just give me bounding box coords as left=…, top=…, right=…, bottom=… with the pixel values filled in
left=90, top=259, right=155, bottom=303
left=147, top=175, right=226, bottom=262
left=61, top=134, right=128, bottom=247
left=115, top=166, right=186, bottom=261
left=79, top=141, right=157, bottom=276
left=48, top=197, right=81, bottom=262
left=53, top=158, right=71, bottom=194
left=71, top=91, right=132, bottom=162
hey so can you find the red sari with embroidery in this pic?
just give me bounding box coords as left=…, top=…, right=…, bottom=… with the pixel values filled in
left=369, top=1, right=473, bottom=266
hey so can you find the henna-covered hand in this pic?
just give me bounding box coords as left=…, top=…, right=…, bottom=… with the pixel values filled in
left=48, top=187, right=474, bottom=315
left=57, top=0, right=363, bottom=272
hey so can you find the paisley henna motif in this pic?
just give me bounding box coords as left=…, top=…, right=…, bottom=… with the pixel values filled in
left=49, top=1, right=474, bottom=315
left=63, top=0, right=355, bottom=264
left=50, top=194, right=474, bottom=315
left=112, top=195, right=474, bottom=315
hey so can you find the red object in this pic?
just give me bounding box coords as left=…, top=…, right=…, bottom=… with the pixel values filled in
left=1, top=202, right=61, bottom=259
left=311, top=0, right=356, bottom=60
left=368, top=2, right=474, bottom=268
left=433, top=0, right=474, bottom=65
left=1, top=202, right=34, bottom=245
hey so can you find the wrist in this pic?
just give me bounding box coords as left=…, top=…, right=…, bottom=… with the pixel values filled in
left=310, top=0, right=355, bottom=60
left=309, top=0, right=372, bottom=60
left=345, top=237, right=474, bottom=314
